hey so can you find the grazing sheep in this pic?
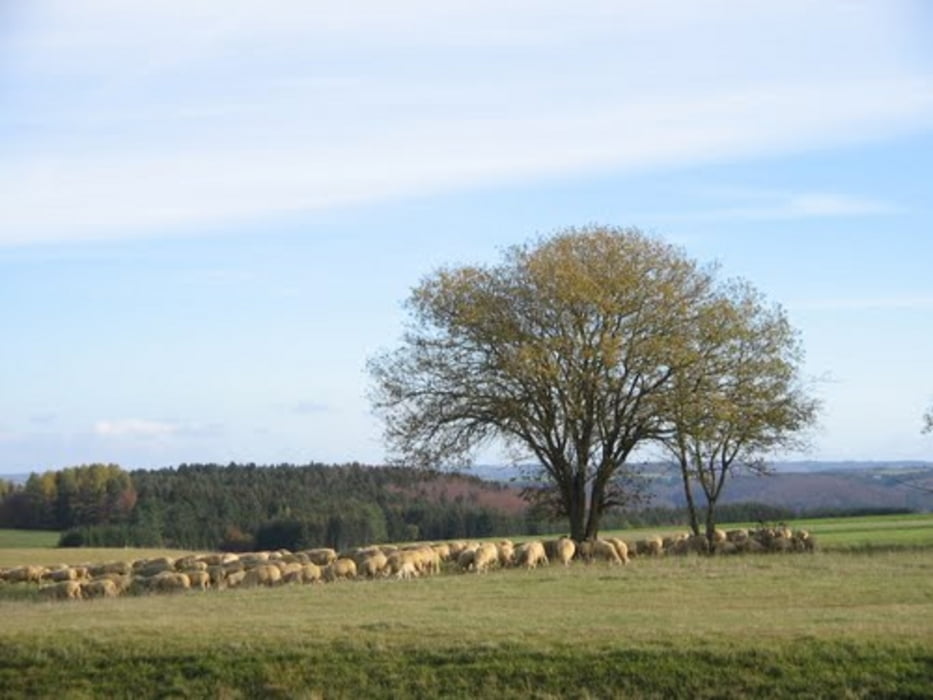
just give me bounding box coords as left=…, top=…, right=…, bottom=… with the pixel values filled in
left=92, top=573, right=131, bottom=595
left=186, top=570, right=211, bottom=590
left=39, top=580, right=82, bottom=601
left=552, top=538, right=576, bottom=566
left=243, top=564, right=283, bottom=587
left=6, top=565, right=46, bottom=584
left=605, top=537, right=630, bottom=564
left=81, top=578, right=119, bottom=599
left=726, top=529, right=749, bottom=544
left=89, top=561, right=132, bottom=578
left=591, top=539, right=623, bottom=565
left=685, top=534, right=709, bottom=555
left=300, top=563, right=322, bottom=583
left=225, top=570, right=248, bottom=588
left=432, top=543, right=452, bottom=562
left=387, top=550, right=419, bottom=576
left=47, top=567, right=79, bottom=583
left=457, top=548, right=476, bottom=573
left=713, top=541, right=738, bottom=555
left=394, top=561, right=418, bottom=580
left=574, top=540, right=594, bottom=563
left=305, top=548, right=338, bottom=566
left=472, top=543, right=499, bottom=574
left=359, top=552, right=389, bottom=579
left=515, top=541, right=548, bottom=569
left=135, top=557, right=175, bottom=578
left=637, top=536, right=664, bottom=557
left=323, top=558, right=357, bottom=582
left=239, top=552, right=271, bottom=568
left=149, top=571, right=192, bottom=593
left=497, top=541, right=515, bottom=568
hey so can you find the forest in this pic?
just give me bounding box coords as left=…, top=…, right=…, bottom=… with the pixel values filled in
left=0, top=462, right=804, bottom=551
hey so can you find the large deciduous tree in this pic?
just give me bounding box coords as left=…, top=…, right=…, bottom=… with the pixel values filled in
left=660, top=281, right=819, bottom=550
left=369, top=226, right=817, bottom=542
left=369, top=226, right=718, bottom=541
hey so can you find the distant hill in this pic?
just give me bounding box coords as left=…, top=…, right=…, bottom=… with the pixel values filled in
left=470, top=461, right=933, bottom=514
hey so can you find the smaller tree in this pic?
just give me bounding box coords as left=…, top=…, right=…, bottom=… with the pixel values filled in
left=661, top=280, right=819, bottom=551
left=923, top=403, right=932, bottom=434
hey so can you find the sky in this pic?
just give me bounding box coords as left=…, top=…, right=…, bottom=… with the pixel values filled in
left=1, top=1, right=932, bottom=475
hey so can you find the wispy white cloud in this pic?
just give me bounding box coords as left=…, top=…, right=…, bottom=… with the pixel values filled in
left=1, top=2, right=930, bottom=246
left=93, top=418, right=223, bottom=440
left=93, top=419, right=179, bottom=439
left=292, top=401, right=329, bottom=415
left=651, top=190, right=902, bottom=222
left=788, top=297, right=933, bottom=312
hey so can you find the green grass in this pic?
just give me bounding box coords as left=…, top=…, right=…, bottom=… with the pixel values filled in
left=0, top=529, right=60, bottom=549
left=2, top=550, right=932, bottom=697
left=600, top=512, right=933, bottom=551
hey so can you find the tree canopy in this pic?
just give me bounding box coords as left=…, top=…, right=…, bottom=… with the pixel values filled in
left=369, top=225, right=818, bottom=541
left=660, top=280, right=819, bottom=545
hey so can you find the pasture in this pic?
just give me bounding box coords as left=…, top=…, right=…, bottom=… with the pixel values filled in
left=1, top=515, right=932, bottom=698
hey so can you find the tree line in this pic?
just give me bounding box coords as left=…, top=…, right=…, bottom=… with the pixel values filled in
left=0, top=462, right=553, bottom=550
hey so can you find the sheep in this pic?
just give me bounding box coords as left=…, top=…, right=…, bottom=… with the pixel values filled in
left=394, top=561, right=418, bottom=580
left=243, top=564, right=283, bottom=587
left=305, top=548, right=338, bottom=566
left=175, top=557, right=208, bottom=572
left=300, top=562, right=322, bottom=583
left=726, top=529, right=749, bottom=544
left=685, top=534, right=709, bottom=555
left=432, top=543, right=452, bottom=562
left=93, top=573, right=131, bottom=595
left=225, top=570, right=248, bottom=588
left=323, top=558, right=357, bottom=582
left=637, top=536, right=664, bottom=557
left=605, top=537, right=630, bottom=565
left=713, top=540, right=738, bottom=556
left=89, top=561, right=132, bottom=578
left=515, top=541, right=548, bottom=569
left=387, top=550, right=420, bottom=576
left=457, top=548, right=476, bottom=573
left=591, top=539, right=623, bottom=565
left=239, top=552, right=271, bottom=568
left=185, top=570, right=211, bottom=590
left=149, top=571, right=192, bottom=593
left=472, top=543, right=499, bottom=574
left=81, top=578, right=119, bottom=599
left=574, top=540, right=594, bottom=563
left=552, top=537, right=576, bottom=566
left=6, top=565, right=46, bottom=584
left=135, top=557, right=175, bottom=578
left=39, top=580, right=82, bottom=601
left=47, top=567, right=79, bottom=583
left=497, top=540, right=515, bottom=568
left=359, top=552, right=389, bottom=579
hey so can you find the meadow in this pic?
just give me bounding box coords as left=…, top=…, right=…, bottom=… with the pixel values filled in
left=1, top=515, right=932, bottom=698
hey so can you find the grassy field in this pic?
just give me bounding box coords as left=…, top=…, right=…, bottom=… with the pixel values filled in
left=2, top=534, right=933, bottom=696
left=0, top=528, right=60, bottom=549
left=1, top=551, right=931, bottom=697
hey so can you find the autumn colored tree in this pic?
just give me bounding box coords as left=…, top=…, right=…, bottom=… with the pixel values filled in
left=370, top=226, right=724, bottom=541
left=660, top=280, right=819, bottom=550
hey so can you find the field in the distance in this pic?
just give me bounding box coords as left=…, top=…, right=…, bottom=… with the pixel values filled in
left=1, top=514, right=933, bottom=698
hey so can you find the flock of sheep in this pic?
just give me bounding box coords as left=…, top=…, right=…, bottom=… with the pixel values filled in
left=0, top=525, right=814, bottom=603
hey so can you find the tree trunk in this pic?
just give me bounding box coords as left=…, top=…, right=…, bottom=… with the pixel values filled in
left=584, top=476, right=606, bottom=541
left=704, top=503, right=718, bottom=555
left=567, top=471, right=587, bottom=542
left=679, top=458, right=701, bottom=537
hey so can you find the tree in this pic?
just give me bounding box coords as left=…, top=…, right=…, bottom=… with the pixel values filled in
left=369, top=226, right=719, bottom=541
left=660, top=280, right=819, bottom=550
left=923, top=404, right=932, bottom=434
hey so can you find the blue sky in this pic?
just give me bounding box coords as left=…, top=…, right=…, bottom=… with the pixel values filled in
left=1, top=2, right=932, bottom=474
